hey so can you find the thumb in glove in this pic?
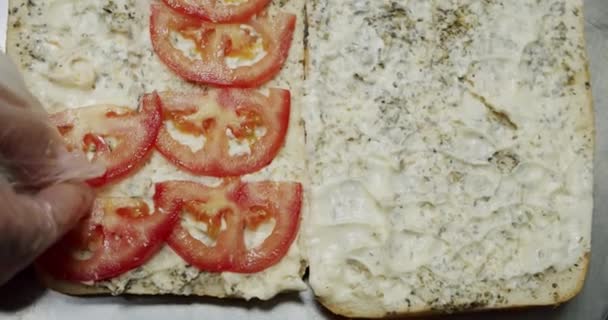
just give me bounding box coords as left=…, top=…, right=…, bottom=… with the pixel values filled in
left=0, top=53, right=103, bottom=284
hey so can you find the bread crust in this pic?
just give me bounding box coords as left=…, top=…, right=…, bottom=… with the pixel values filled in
left=38, top=271, right=112, bottom=296
left=37, top=268, right=232, bottom=298
left=317, top=254, right=590, bottom=319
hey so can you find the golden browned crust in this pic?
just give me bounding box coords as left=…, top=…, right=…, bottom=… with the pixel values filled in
left=37, top=270, right=111, bottom=296
left=316, top=254, right=590, bottom=319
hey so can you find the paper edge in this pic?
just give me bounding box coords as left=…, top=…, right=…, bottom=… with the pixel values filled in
left=0, top=0, right=7, bottom=53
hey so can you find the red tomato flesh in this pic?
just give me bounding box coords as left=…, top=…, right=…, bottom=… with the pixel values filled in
left=156, top=179, right=302, bottom=273
left=155, top=88, right=290, bottom=177
left=150, top=2, right=295, bottom=87
left=37, top=195, right=181, bottom=282
left=49, top=93, right=162, bottom=187
left=163, top=0, right=271, bottom=23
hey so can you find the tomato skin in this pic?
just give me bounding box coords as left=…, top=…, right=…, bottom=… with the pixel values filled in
left=155, top=88, right=290, bottom=177
left=36, top=195, right=181, bottom=282
left=150, top=2, right=296, bottom=88
left=162, top=0, right=271, bottom=23
left=158, top=180, right=240, bottom=272
left=92, top=93, right=162, bottom=187
left=231, top=181, right=302, bottom=273
left=49, top=93, right=162, bottom=187
left=158, top=180, right=302, bottom=274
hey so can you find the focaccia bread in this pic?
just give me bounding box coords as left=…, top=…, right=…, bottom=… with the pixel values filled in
left=5, top=0, right=595, bottom=316
left=304, top=0, right=593, bottom=317
left=7, top=0, right=308, bottom=300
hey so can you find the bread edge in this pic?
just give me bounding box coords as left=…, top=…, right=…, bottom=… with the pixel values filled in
left=316, top=254, right=590, bottom=319
left=36, top=267, right=271, bottom=299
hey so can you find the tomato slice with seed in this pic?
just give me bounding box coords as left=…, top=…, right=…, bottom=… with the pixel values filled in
left=162, top=0, right=271, bottom=23
left=156, top=88, right=290, bottom=177
left=157, top=179, right=302, bottom=273
left=49, top=93, right=162, bottom=187
left=36, top=195, right=181, bottom=281
left=150, top=2, right=295, bottom=87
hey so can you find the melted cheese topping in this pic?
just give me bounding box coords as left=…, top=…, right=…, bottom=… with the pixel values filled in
left=7, top=0, right=307, bottom=300
left=305, top=0, right=593, bottom=313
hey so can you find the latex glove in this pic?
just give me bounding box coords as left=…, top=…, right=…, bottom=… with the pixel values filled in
left=0, top=53, right=103, bottom=285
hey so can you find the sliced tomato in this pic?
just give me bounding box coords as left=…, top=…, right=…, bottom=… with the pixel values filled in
left=49, top=93, right=162, bottom=187
left=150, top=2, right=295, bottom=87
left=157, top=179, right=302, bottom=273
left=230, top=180, right=302, bottom=273
left=163, top=0, right=271, bottom=23
left=156, top=88, right=290, bottom=177
left=36, top=195, right=181, bottom=281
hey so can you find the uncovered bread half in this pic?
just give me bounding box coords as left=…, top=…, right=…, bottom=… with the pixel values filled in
left=304, top=0, right=594, bottom=317
left=7, top=0, right=308, bottom=300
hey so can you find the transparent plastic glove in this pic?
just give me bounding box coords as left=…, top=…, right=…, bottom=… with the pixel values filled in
left=0, top=53, right=103, bottom=285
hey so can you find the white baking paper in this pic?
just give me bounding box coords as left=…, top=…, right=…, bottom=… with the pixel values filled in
left=0, top=0, right=6, bottom=53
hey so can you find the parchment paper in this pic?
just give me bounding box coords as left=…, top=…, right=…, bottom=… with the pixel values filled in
left=0, top=0, right=606, bottom=319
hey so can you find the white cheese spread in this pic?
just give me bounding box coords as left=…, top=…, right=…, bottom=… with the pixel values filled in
left=305, top=0, right=593, bottom=313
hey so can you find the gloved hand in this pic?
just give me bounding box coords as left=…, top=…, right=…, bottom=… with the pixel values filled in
left=0, top=53, right=103, bottom=285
